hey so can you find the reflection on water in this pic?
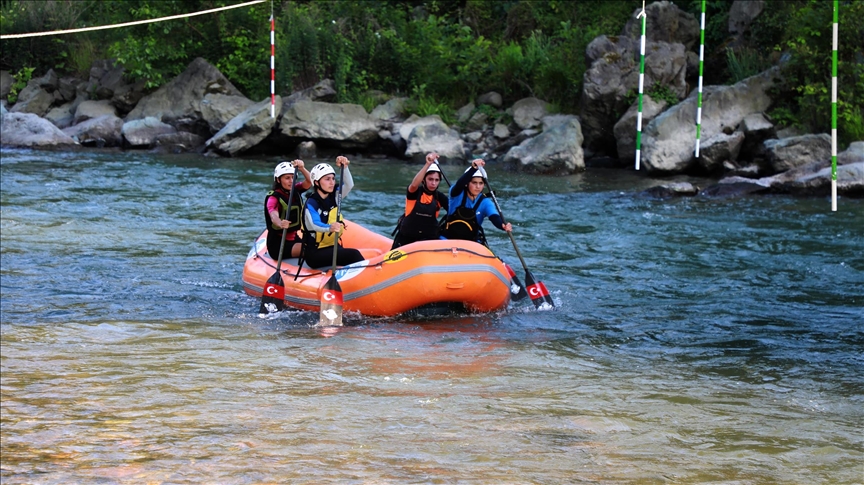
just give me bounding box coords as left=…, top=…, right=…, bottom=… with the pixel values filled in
left=1, top=149, right=863, bottom=483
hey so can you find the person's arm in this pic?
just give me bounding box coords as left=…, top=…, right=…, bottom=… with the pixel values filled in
left=409, top=153, right=438, bottom=193
left=293, top=159, right=313, bottom=190
left=450, top=158, right=485, bottom=197
left=335, top=156, right=354, bottom=199
left=267, top=195, right=291, bottom=229
left=438, top=191, right=449, bottom=212
left=482, top=199, right=512, bottom=232
left=303, top=198, right=332, bottom=234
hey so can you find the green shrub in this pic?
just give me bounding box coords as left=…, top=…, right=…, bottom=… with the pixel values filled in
left=7, top=66, right=35, bottom=103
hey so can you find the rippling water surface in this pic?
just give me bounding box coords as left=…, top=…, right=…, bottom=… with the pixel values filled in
left=1, top=148, right=862, bottom=484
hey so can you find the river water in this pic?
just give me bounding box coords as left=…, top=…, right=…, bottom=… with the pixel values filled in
left=1, top=148, right=862, bottom=484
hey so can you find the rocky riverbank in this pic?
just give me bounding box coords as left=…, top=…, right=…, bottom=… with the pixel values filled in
left=1, top=1, right=861, bottom=199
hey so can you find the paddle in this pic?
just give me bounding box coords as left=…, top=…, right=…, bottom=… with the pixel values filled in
left=479, top=167, right=554, bottom=309
left=318, top=164, right=345, bottom=326
left=259, top=174, right=298, bottom=315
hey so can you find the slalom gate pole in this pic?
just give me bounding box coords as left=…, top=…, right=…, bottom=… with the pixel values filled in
left=634, top=1, right=647, bottom=171
left=695, top=0, right=706, bottom=158
left=831, top=0, right=838, bottom=211
left=270, top=3, right=276, bottom=119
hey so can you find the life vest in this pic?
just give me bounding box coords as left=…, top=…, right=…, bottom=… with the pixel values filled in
left=264, top=188, right=301, bottom=233
left=442, top=193, right=484, bottom=241
left=399, top=187, right=442, bottom=240
left=302, top=190, right=344, bottom=250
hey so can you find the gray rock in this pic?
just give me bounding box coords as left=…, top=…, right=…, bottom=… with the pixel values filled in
left=122, top=116, right=177, bottom=147
left=837, top=141, right=863, bottom=165
left=404, top=123, right=465, bottom=160
left=370, top=97, right=412, bottom=122
left=699, top=131, right=745, bottom=172
left=476, top=91, right=503, bottom=108
left=73, top=100, right=117, bottom=125
left=456, top=103, right=475, bottom=123
left=642, top=182, right=700, bottom=198
left=764, top=133, right=831, bottom=173
left=0, top=112, right=78, bottom=148
left=205, top=96, right=281, bottom=156
left=641, top=67, right=778, bottom=174
left=279, top=99, right=378, bottom=147
left=154, top=132, right=206, bottom=153
left=200, top=93, right=254, bottom=132
left=283, top=79, right=337, bottom=107
left=33, top=69, right=59, bottom=91
left=126, top=57, right=244, bottom=125
left=621, top=1, right=700, bottom=50
left=44, top=102, right=78, bottom=129
left=503, top=117, right=584, bottom=173
left=63, top=114, right=124, bottom=147
left=398, top=114, right=445, bottom=142
left=297, top=140, right=317, bottom=159
left=493, top=123, right=510, bottom=139
left=9, top=82, right=54, bottom=116
left=729, top=0, right=765, bottom=35
left=512, top=97, right=551, bottom=130
left=613, top=94, right=668, bottom=161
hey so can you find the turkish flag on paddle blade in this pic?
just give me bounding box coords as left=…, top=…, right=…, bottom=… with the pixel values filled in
left=321, top=288, right=343, bottom=306
left=263, top=282, right=285, bottom=300
left=527, top=282, right=549, bottom=298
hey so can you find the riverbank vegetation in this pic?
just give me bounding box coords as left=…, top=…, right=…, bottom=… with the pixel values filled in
left=1, top=0, right=861, bottom=144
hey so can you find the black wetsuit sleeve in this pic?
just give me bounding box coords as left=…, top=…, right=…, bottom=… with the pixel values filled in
left=450, top=168, right=475, bottom=198
left=488, top=214, right=505, bottom=231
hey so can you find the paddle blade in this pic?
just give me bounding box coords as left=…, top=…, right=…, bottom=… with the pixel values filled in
left=318, top=273, right=343, bottom=326
left=504, top=263, right=528, bottom=301
left=259, top=271, right=286, bottom=315
left=524, top=270, right=554, bottom=309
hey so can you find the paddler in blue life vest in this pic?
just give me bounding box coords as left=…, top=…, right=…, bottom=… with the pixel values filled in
left=300, top=156, right=365, bottom=269
left=391, top=152, right=450, bottom=250
left=265, top=159, right=312, bottom=260
left=441, top=158, right=511, bottom=244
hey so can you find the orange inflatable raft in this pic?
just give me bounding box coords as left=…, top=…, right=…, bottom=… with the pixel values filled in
left=241, top=219, right=512, bottom=317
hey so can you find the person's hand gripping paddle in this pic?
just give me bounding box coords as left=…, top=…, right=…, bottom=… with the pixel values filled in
left=479, top=167, right=554, bottom=310
left=318, top=164, right=346, bottom=326
left=259, top=167, right=298, bottom=316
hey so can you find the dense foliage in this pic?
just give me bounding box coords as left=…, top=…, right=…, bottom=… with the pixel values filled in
left=1, top=0, right=861, bottom=145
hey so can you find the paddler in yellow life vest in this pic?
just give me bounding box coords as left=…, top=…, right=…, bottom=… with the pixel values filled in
left=264, top=159, right=312, bottom=259
left=300, top=156, right=365, bottom=269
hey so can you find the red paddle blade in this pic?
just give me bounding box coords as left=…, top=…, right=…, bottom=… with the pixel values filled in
left=259, top=272, right=286, bottom=315
left=524, top=270, right=554, bottom=309
left=318, top=274, right=344, bottom=326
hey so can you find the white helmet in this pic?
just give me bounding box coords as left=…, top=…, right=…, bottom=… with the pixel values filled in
left=310, top=163, right=336, bottom=183
left=273, top=161, right=295, bottom=181
left=426, top=164, right=441, bottom=173
left=470, top=169, right=484, bottom=179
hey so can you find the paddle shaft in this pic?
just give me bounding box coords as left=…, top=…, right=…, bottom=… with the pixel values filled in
left=481, top=178, right=530, bottom=272
left=273, top=176, right=297, bottom=274
left=331, top=164, right=345, bottom=270
left=434, top=161, right=452, bottom=188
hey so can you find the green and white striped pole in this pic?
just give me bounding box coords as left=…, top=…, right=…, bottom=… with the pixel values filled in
left=694, top=0, right=706, bottom=158
left=831, top=0, right=838, bottom=211
left=635, top=1, right=647, bottom=171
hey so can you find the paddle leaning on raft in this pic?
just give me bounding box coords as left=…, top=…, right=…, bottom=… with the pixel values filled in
left=243, top=220, right=515, bottom=318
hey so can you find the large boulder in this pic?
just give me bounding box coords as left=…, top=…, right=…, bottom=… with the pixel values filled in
left=581, top=35, right=688, bottom=154
left=205, top=96, right=282, bottom=156
left=278, top=99, right=379, bottom=147
left=404, top=122, right=465, bottom=161
left=200, top=93, right=254, bottom=132
left=126, top=57, right=243, bottom=126
left=9, top=82, right=54, bottom=116
left=370, top=97, right=412, bottom=122
left=764, top=134, right=832, bottom=173
left=699, top=131, right=745, bottom=172
left=640, top=67, right=778, bottom=174
left=621, top=1, right=700, bottom=50
left=398, top=114, right=444, bottom=142
left=63, top=114, right=124, bottom=147
left=283, top=79, right=337, bottom=107
left=73, top=99, right=117, bottom=125
left=613, top=94, right=668, bottom=161
left=503, top=116, right=585, bottom=173
left=0, top=112, right=78, bottom=148
left=122, top=116, right=177, bottom=148
left=44, top=101, right=80, bottom=129
left=511, top=97, right=551, bottom=130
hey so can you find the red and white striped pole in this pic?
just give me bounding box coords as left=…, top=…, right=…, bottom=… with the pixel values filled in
left=270, top=12, right=275, bottom=118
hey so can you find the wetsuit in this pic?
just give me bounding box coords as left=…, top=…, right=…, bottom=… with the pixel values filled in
left=264, top=181, right=304, bottom=260
left=392, top=185, right=449, bottom=249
